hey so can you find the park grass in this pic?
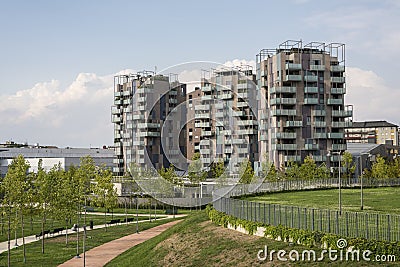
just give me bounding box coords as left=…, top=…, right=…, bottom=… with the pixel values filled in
left=241, top=187, right=400, bottom=214
left=0, top=217, right=179, bottom=266
left=108, top=210, right=397, bottom=266
left=0, top=213, right=155, bottom=243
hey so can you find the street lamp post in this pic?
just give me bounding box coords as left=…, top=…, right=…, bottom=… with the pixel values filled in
left=328, top=151, right=342, bottom=215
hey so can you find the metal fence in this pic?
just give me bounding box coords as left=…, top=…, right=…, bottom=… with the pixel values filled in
left=212, top=178, right=400, bottom=242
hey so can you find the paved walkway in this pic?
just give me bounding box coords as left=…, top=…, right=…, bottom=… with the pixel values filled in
left=0, top=213, right=184, bottom=254
left=59, top=220, right=182, bottom=267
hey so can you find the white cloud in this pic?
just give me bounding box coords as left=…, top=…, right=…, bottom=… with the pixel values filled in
left=346, top=67, right=400, bottom=125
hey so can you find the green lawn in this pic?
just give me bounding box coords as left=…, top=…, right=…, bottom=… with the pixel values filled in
left=242, top=187, right=400, bottom=214
left=0, top=214, right=155, bottom=243
left=0, top=217, right=179, bottom=266
left=108, top=211, right=397, bottom=266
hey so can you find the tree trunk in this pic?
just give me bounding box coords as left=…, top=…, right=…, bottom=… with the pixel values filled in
left=41, top=211, right=46, bottom=254
left=104, top=206, right=107, bottom=231
left=7, top=207, right=11, bottom=267
left=21, top=211, right=26, bottom=263
left=65, top=219, right=68, bottom=246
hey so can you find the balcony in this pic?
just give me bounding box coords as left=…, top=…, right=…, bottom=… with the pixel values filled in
left=310, top=65, right=325, bottom=71
left=260, top=134, right=268, bottom=141
left=195, top=113, right=210, bottom=119
left=284, top=75, right=302, bottom=81
left=215, top=111, right=224, bottom=117
left=201, top=130, right=213, bottom=136
left=304, top=144, right=319, bottom=150
left=272, top=109, right=297, bottom=116
left=330, top=65, right=345, bottom=72
left=236, top=102, right=248, bottom=108
left=114, top=91, right=122, bottom=97
left=304, top=98, right=319, bottom=105
left=312, top=110, right=326, bottom=116
left=304, top=87, right=319, bottom=93
left=237, top=92, right=248, bottom=99
left=139, top=131, right=160, bottom=137
left=270, top=86, right=297, bottom=94
left=137, top=96, right=146, bottom=102
left=237, top=120, right=257, bottom=126
left=332, top=110, right=352, bottom=117
left=114, top=99, right=123, bottom=105
left=224, top=148, right=233, bottom=154
left=314, top=132, right=327, bottom=139
left=304, top=75, right=318, bottom=82
left=195, top=104, right=210, bottom=111
left=237, top=83, right=248, bottom=90
left=111, top=107, right=121, bottom=115
left=331, top=87, right=346, bottom=94
left=313, top=156, right=327, bottom=162
left=272, top=144, right=298, bottom=150
left=169, top=98, right=178, bottom=104
left=132, top=141, right=145, bottom=146
left=331, top=77, right=345, bottom=83
left=327, top=132, right=344, bottom=139
left=112, top=116, right=122, bottom=123
left=332, top=144, right=347, bottom=151
left=220, top=93, right=233, bottom=99
left=201, top=95, right=213, bottom=101
left=270, top=97, right=297, bottom=105
left=332, top=121, right=353, bottom=128
left=286, top=120, right=302, bottom=127
left=236, top=129, right=256, bottom=135
left=113, top=158, right=124, bottom=164
left=285, top=63, right=302, bottom=70
left=195, top=122, right=210, bottom=128
left=314, top=121, right=326, bottom=127
left=202, top=85, right=212, bottom=92
left=327, top=98, right=343, bottom=105
left=123, top=99, right=132, bottom=105
left=132, top=114, right=144, bottom=120
left=285, top=155, right=301, bottom=162
left=232, top=110, right=245, bottom=117
left=273, top=132, right=297, bottom=139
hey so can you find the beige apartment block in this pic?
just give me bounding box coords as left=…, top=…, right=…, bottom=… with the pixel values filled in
left=345, top=121, right=399, bottom=146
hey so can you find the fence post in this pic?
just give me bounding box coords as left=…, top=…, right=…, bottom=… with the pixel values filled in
left=376, top=214, right=379, bottom=240
left=328, top=211, right=331, bottom=233
left=298, top=207, right=300, bottom=228
left=319, top=210, right=322, bottom=231
left=336, top=211, right=339, bottom=235
left=291, top=206, right=294, bottom=228
left=365, top=213, right=369, bottom=239
left=263, top=203, right=266, bottom=225
left=345, top=212, right=349, bottom=237
left=311, top=209, right=314, bottom=231
left=387, top=214, right=391, bottom=242
left=355, top=212, right=358, bottom=237
left=273, top=205, right=276, bottom=225
left=268, top=204, right=271, bottom=225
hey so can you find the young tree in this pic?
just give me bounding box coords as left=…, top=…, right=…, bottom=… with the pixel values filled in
left=341, top=151, right=356, bottom=179
left=2, top=155, right=30, bottom=263
left=371, top=155, right=388, bottom=179
left=239, top=159, right=254, bottom=184
left=188, top=153, right=207, bottom=184
left=159, top=165, right=182, bottom=185
left=93, top=166, right=118, bottom=230
left=285, top=161, right=300, bottom=180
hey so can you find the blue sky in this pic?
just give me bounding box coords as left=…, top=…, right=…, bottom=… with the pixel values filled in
left=0, top=0, right=399, bottom=147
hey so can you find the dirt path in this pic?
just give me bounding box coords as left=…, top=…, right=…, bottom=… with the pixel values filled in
left=58, top=220, right=182, bottom=267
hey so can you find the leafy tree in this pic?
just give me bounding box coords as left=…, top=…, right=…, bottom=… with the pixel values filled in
left=93, top=166, right=118, bottom=230
left=341, top=151, right=356, bottom=178
left=239, top=159, right=254, bottom=184
left=159, top=165, right=182, bottom=185
left=211, top=159, right=228, bottom=185
left=2, top=155, right=30, bottom=263
left=285, top=161, right=300, bottom=180
left=187, top=153, right=207, bottom=184
left=371, top=155, right=389, bottom=179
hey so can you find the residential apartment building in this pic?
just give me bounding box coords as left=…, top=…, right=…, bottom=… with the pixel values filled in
left=186, top=87, right=202, bottom=161
left=194, top=67, right=258, bottom=176
left=345, top=120, right=399, bottom=146
left=112, top=71, right=186, bottom=176
left=256, top=40, right=353, bottom=168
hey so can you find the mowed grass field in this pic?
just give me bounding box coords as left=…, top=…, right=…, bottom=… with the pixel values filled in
left=242, top=187, right=400, bottom=214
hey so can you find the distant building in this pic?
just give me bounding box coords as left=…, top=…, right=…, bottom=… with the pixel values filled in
left=345, top=120, right=399, bottom=146
left=0, top=147, right=114, bottom=176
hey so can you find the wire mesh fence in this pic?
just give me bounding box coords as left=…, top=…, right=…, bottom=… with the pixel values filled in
left=213, top=178, right=400, bottom=242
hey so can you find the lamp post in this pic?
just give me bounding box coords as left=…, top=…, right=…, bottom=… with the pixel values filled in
left=328, top=151, right=342, bottom=215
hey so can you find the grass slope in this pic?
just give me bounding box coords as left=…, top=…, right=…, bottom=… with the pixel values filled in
left=242, top=187, right=400, bottom=214
left=109, top=211, right=397, bottom=266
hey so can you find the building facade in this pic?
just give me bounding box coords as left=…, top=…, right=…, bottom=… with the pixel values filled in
left=112, top=72, right=187, bottom=176
left=256, top=40, right=353, bottom=168
left=194, top=67, right=258, bottom=176
left=186, top=87, right=202, bottom=161
left=345, top=121, right=399, bottom=146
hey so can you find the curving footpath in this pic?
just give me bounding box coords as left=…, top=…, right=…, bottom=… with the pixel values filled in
left=58, top=219, right=182, bottom=267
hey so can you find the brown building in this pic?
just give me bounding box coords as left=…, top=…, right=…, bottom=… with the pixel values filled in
left=186, top=87, right=202, bottom=161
